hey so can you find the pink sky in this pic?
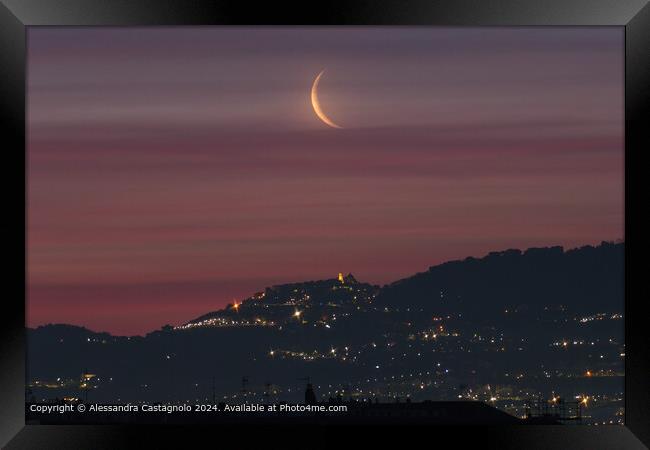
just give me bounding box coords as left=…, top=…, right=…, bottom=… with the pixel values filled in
left=27, top=27, right=624, bottom=335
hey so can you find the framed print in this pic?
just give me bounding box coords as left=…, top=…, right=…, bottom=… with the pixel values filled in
left=0, top=0, right=648, bottom=448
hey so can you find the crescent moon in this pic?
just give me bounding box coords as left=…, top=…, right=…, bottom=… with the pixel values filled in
left=310, top=70, right=343, bottom=129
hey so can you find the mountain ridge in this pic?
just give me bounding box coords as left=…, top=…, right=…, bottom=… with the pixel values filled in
left=29, top=240, right=623, bottom=337
left=27, top=240, right=624, bottom=422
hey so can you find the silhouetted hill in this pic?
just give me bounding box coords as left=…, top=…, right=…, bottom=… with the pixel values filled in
left=185, top=273, right=378, bottom=329
left=27, top=241, right=624, bottom=424
left=376, top=241, right=623, bottom=318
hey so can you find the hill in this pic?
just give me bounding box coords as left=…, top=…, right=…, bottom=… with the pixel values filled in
left=27, top=242, right=624, bottom=423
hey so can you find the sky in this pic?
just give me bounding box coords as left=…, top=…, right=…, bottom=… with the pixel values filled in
left=27, top=27, right=624, bottom=335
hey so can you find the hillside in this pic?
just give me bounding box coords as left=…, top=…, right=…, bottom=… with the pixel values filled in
left=27, top=242, right=624, bottom=423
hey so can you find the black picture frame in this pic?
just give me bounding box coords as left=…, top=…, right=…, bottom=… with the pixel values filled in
left=1, top=0, right=648, bottom=448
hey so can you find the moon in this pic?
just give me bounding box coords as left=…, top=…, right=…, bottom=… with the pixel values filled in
left=310, top=70, right=343, bottom=129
